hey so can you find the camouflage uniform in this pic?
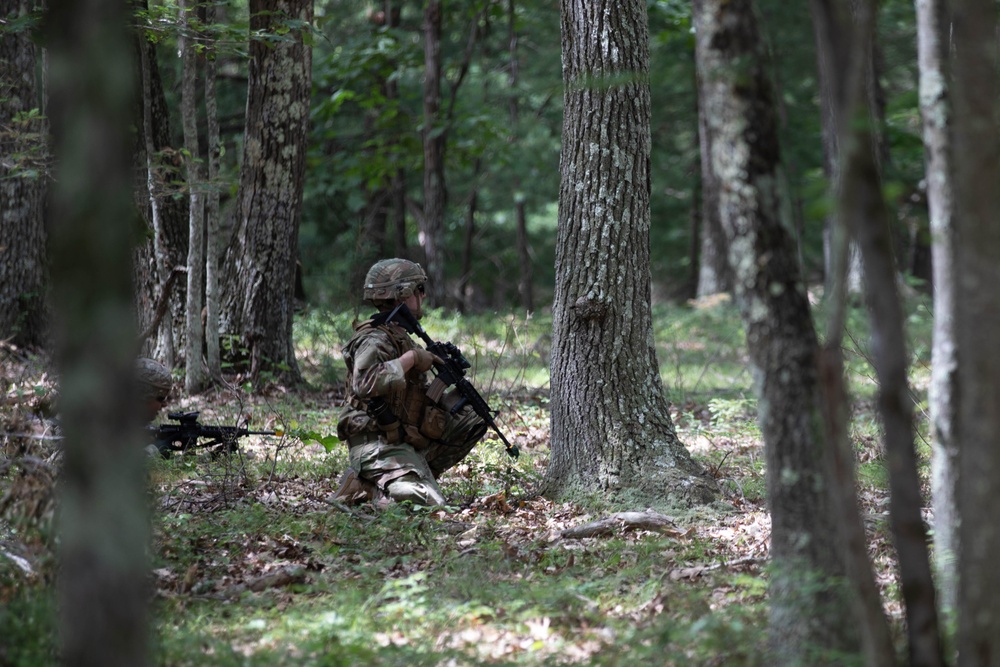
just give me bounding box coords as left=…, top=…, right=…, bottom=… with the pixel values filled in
left=335, top=260, right=487, bottom=506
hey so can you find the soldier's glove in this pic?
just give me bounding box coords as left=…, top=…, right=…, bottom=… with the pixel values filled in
left=409, top=348, right=442, bottom=373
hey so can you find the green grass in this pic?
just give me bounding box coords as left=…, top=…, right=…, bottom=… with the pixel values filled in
left=0, top=291, right=938, bottom=665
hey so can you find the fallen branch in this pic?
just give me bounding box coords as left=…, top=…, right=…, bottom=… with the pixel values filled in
left=668, top=556, right=765, bottom=580
left=560, top=511, right=685, bottom=539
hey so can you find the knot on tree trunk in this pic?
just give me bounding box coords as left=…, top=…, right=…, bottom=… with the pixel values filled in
left=571, top=295, right=607, bottom=321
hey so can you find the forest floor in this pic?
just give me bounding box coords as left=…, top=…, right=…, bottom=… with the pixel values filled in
left=0, top=296, right=932, bottom=666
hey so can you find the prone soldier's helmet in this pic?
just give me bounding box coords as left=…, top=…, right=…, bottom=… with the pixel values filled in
left=135, top=358, right=172, bottom=401
left=363, top=258, right=427, bottom=306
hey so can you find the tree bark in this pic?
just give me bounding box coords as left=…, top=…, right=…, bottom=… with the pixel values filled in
left=838, top=3, right=945, bottom=663
left=421, top=0, right=447, bottom=303
left=47, top=0, right=149, bottom=663
left=0, top=0, right=48, bottom=349
left=179, top=0, right=207, bottom=393
left=693, top=0, right=873, bottom=663
left=220, top=0, right=312, bottom=384
left=546, top=0, right=717, bottom=506
left=133, top=2, right=189, bottom=365
left=508, top=0, right=534, bottom=313
left=204, top=0, right=222, bottom=380
left=915, top=0, right=959, bottom=618
left=693, top=55, right=729, bottom=298
left=950, top=0, right=1000, bottom=662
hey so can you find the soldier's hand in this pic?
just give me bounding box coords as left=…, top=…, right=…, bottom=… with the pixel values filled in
left=405, top=348, right=442, bottom=373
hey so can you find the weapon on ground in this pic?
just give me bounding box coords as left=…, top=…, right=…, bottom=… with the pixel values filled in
left=150, top=411, right=280, bottom=457
left=373, top=303, right=519, bottom=459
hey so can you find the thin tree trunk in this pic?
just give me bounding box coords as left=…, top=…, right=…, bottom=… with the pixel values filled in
left=180, top=0, right=206, bottom=393
left=838, top=3, right=945, bottom=665
left=915, top=0, right=958, bottom=618
left=47, top=0, right=149, bottom=663
left=693, top=53, right=729, bottom=298
left=508, top=0, right=533, bottom=312
left=459, top=157, right=481, bottom=313
left=421, top=0, right=447, bottom=303
left=204, top=1, right=222, bottom=380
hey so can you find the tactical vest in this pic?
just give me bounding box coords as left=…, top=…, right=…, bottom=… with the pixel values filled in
left=342, top=320, right=429, bottom=434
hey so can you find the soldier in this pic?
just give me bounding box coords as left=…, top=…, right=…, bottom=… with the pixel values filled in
left=334, top=259, right=488, bottom=506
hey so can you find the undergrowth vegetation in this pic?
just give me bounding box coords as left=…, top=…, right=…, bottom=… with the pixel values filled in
left=1, top=294, right=935, bottom=665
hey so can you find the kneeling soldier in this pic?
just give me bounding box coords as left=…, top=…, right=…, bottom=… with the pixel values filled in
left=334, top=259, right=487, bottom=506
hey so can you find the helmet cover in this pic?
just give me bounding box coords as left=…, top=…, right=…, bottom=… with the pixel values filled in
left=135, top=358, right=172, bottom=400
left=363, top=258, right=427, bottom=304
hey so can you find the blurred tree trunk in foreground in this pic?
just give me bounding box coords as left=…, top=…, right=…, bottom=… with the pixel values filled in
left=694, top=0, right=884, bottom=664
left=546, top=0, right=716, bottom=506
left=220, top=0, right=312, bottom=385
left=950, top=0, right=1000, bottom=660
left=46, top=0, right=150, bottom=664
left=0, top=0, right=48, bottom=349
left=835, top=1, right=945, bottom=663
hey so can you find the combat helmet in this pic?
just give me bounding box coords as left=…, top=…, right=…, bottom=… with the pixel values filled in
left=135, top=358, right=172, bottom=400
left=363, top=258, right=427, bottom=305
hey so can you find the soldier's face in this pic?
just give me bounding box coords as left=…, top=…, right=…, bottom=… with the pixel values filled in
left=404, top=283, right=426, bottom=319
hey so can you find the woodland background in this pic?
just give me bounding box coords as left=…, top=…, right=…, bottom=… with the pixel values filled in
left=3, top=0, right=999, bottom=665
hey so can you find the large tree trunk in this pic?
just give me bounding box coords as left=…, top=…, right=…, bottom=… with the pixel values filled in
left=545, top=0, right=717, bottom=506
left=0, top=0, right=48, bottom=349
left=950, top=0, right=1000, bottom=660
left=47, top=0, right=149, bottom=663
left=421, top=0, right=447, bottom=304
left=133, top=4, right=189, bottom=366
left=915, top=0, right=959, bottom=618
left=693, top=0, right=874, bottom=663
left=220, top=0, right=312, bottom=385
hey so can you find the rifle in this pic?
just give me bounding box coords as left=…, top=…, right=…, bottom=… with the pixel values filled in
left=373, top=303, right=519, bottom=459
left=150, top=411, right=279, bottom=457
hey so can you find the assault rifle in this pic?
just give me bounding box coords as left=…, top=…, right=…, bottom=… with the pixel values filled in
left=150, top=411, right=279, bottom=458
left=373, top=303, right=519, bottom=459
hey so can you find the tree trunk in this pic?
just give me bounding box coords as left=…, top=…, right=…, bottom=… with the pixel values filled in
left=421, top=0, right=447, bottom=303
left=179, top=0, right=206, bottom=393
left=133, top=3, right=188, bottom=366
left=204, top=0, right=222, bottom=380
left=950, top=0, right=1000, bottom=661
left=0, top=0, right=48, bottom=349
left=810, top=0, right=886, bottom=295
left=693, top=55, right=729, bottom=298
left=693, top=0, right=872, bottom=663
left=459, top=157, right=481, bottom=313
left=220, top=0, right=312, bottom=385
left=915, top=0, right=959, bottom=618
left=838, top=3, right=946, bottom=663
left=508, top=0, right=534, bottom=313
left=47, top=0, right=149, bottom=663
left=546, top=0, right=717, bottom=506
